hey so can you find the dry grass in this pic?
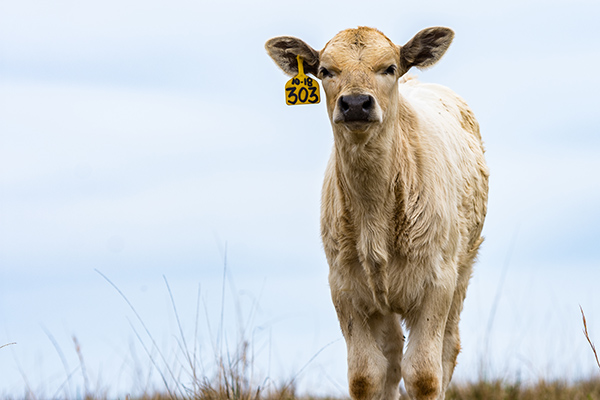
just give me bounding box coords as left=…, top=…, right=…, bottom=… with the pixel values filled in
left=122, top=379, right=600, bottom=400
left=128, top=392, right=340, bottom=400
left=106, top=297, right=600, bottom=400
left=444, top=306, right=600, bottom=400
left=446, top=378, right=600, bottom=400
left=117, top=285, right=600, bottom=400
left=581, top=306, right=600, bottom=371
left=7, top=263, right=598, bottom=400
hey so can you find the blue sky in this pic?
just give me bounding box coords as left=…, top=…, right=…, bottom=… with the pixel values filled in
left=1, top=0, right=599, bottom=397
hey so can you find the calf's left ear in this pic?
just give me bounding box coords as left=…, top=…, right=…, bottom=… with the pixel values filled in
left=265, top=36, right=320, bottom=77
left=400, top=27, right=454, bottom=70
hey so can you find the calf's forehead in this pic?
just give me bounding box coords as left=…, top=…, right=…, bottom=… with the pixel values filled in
left=320, top=27, right=398, bottom=66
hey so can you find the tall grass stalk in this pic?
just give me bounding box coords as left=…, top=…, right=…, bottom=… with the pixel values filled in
left=96, top=269, right=182, bottom=399
left=1, top=342, right=17, bottom=350
left=481, top=226, right=519, bottom=381
left=43, top=328, right=74, bottom=399
left=72, top=336, right=91, bottom=399
left=581, top=306, right=600, bottom=371
left=96, top=246, right=282, bottom=400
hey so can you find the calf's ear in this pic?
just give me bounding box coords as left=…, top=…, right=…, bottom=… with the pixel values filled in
left=400, top=27, right=454, bottom=70
left=265, top=36, right=320, bottom=77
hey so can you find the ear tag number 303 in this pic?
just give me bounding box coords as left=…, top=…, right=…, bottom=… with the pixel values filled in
left=285, top=55, right=320, bottom=105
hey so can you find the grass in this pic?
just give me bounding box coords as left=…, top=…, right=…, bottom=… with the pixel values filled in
left=446, top=378, right=600, bottom=400
left=115, top=379, right=600, bottom=400
left=62, top=277, right=600, bottom=400
left=4, top=261, right=599, bottom=399
left=582, top=306, right=600, bottom=371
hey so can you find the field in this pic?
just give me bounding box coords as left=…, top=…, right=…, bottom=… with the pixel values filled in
left=54, top=379, right=599, bottom=400
left=3, top=335, right=599, bottom=399
left=137, top=379, right=600, bottom=400
left=3, top=277, right=598, bottom=400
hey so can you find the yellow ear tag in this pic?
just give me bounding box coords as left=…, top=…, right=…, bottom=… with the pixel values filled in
left=285, top=55, right=320, bottom=105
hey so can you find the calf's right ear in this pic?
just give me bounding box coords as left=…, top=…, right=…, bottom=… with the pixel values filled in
left=265, top=36, right=320, bottom=77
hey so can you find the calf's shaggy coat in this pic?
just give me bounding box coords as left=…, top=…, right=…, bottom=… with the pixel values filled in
left=265, top=27, right=488, bottom=400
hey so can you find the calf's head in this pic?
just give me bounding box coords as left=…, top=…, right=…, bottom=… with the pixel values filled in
left=266, top=27, right=454, bottom=140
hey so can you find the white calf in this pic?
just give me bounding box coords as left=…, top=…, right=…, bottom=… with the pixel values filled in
left=266, top=26, right=488, bottom=400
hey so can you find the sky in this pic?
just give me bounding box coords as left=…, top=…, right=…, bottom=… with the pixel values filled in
left=1, top=0, right=600, bottom=398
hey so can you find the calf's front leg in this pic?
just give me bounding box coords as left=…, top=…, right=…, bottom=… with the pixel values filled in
left=332, top=291, right=391, bottom=400
left=402, top=280, right=454, bottom=400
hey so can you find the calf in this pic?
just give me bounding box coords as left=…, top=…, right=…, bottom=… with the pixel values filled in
left=266, top=27, right=488, bottom=400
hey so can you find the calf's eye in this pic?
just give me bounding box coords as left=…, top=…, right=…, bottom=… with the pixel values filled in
left=319, top=67, right=333, bottom=78
left=383, top=65, right=397, bottom=75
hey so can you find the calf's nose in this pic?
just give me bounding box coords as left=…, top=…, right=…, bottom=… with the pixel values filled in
left=339, top=94, right=374, bottom=122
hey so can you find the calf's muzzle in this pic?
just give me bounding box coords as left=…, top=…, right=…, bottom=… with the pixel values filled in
left=338, top=94, right=374, bottom=123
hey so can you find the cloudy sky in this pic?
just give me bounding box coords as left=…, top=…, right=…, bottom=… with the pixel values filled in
left=1, top=0, right=599, bottom=397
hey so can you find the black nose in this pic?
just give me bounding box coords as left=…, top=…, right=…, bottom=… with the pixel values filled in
left=339, top=94, right=374, bottom=122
